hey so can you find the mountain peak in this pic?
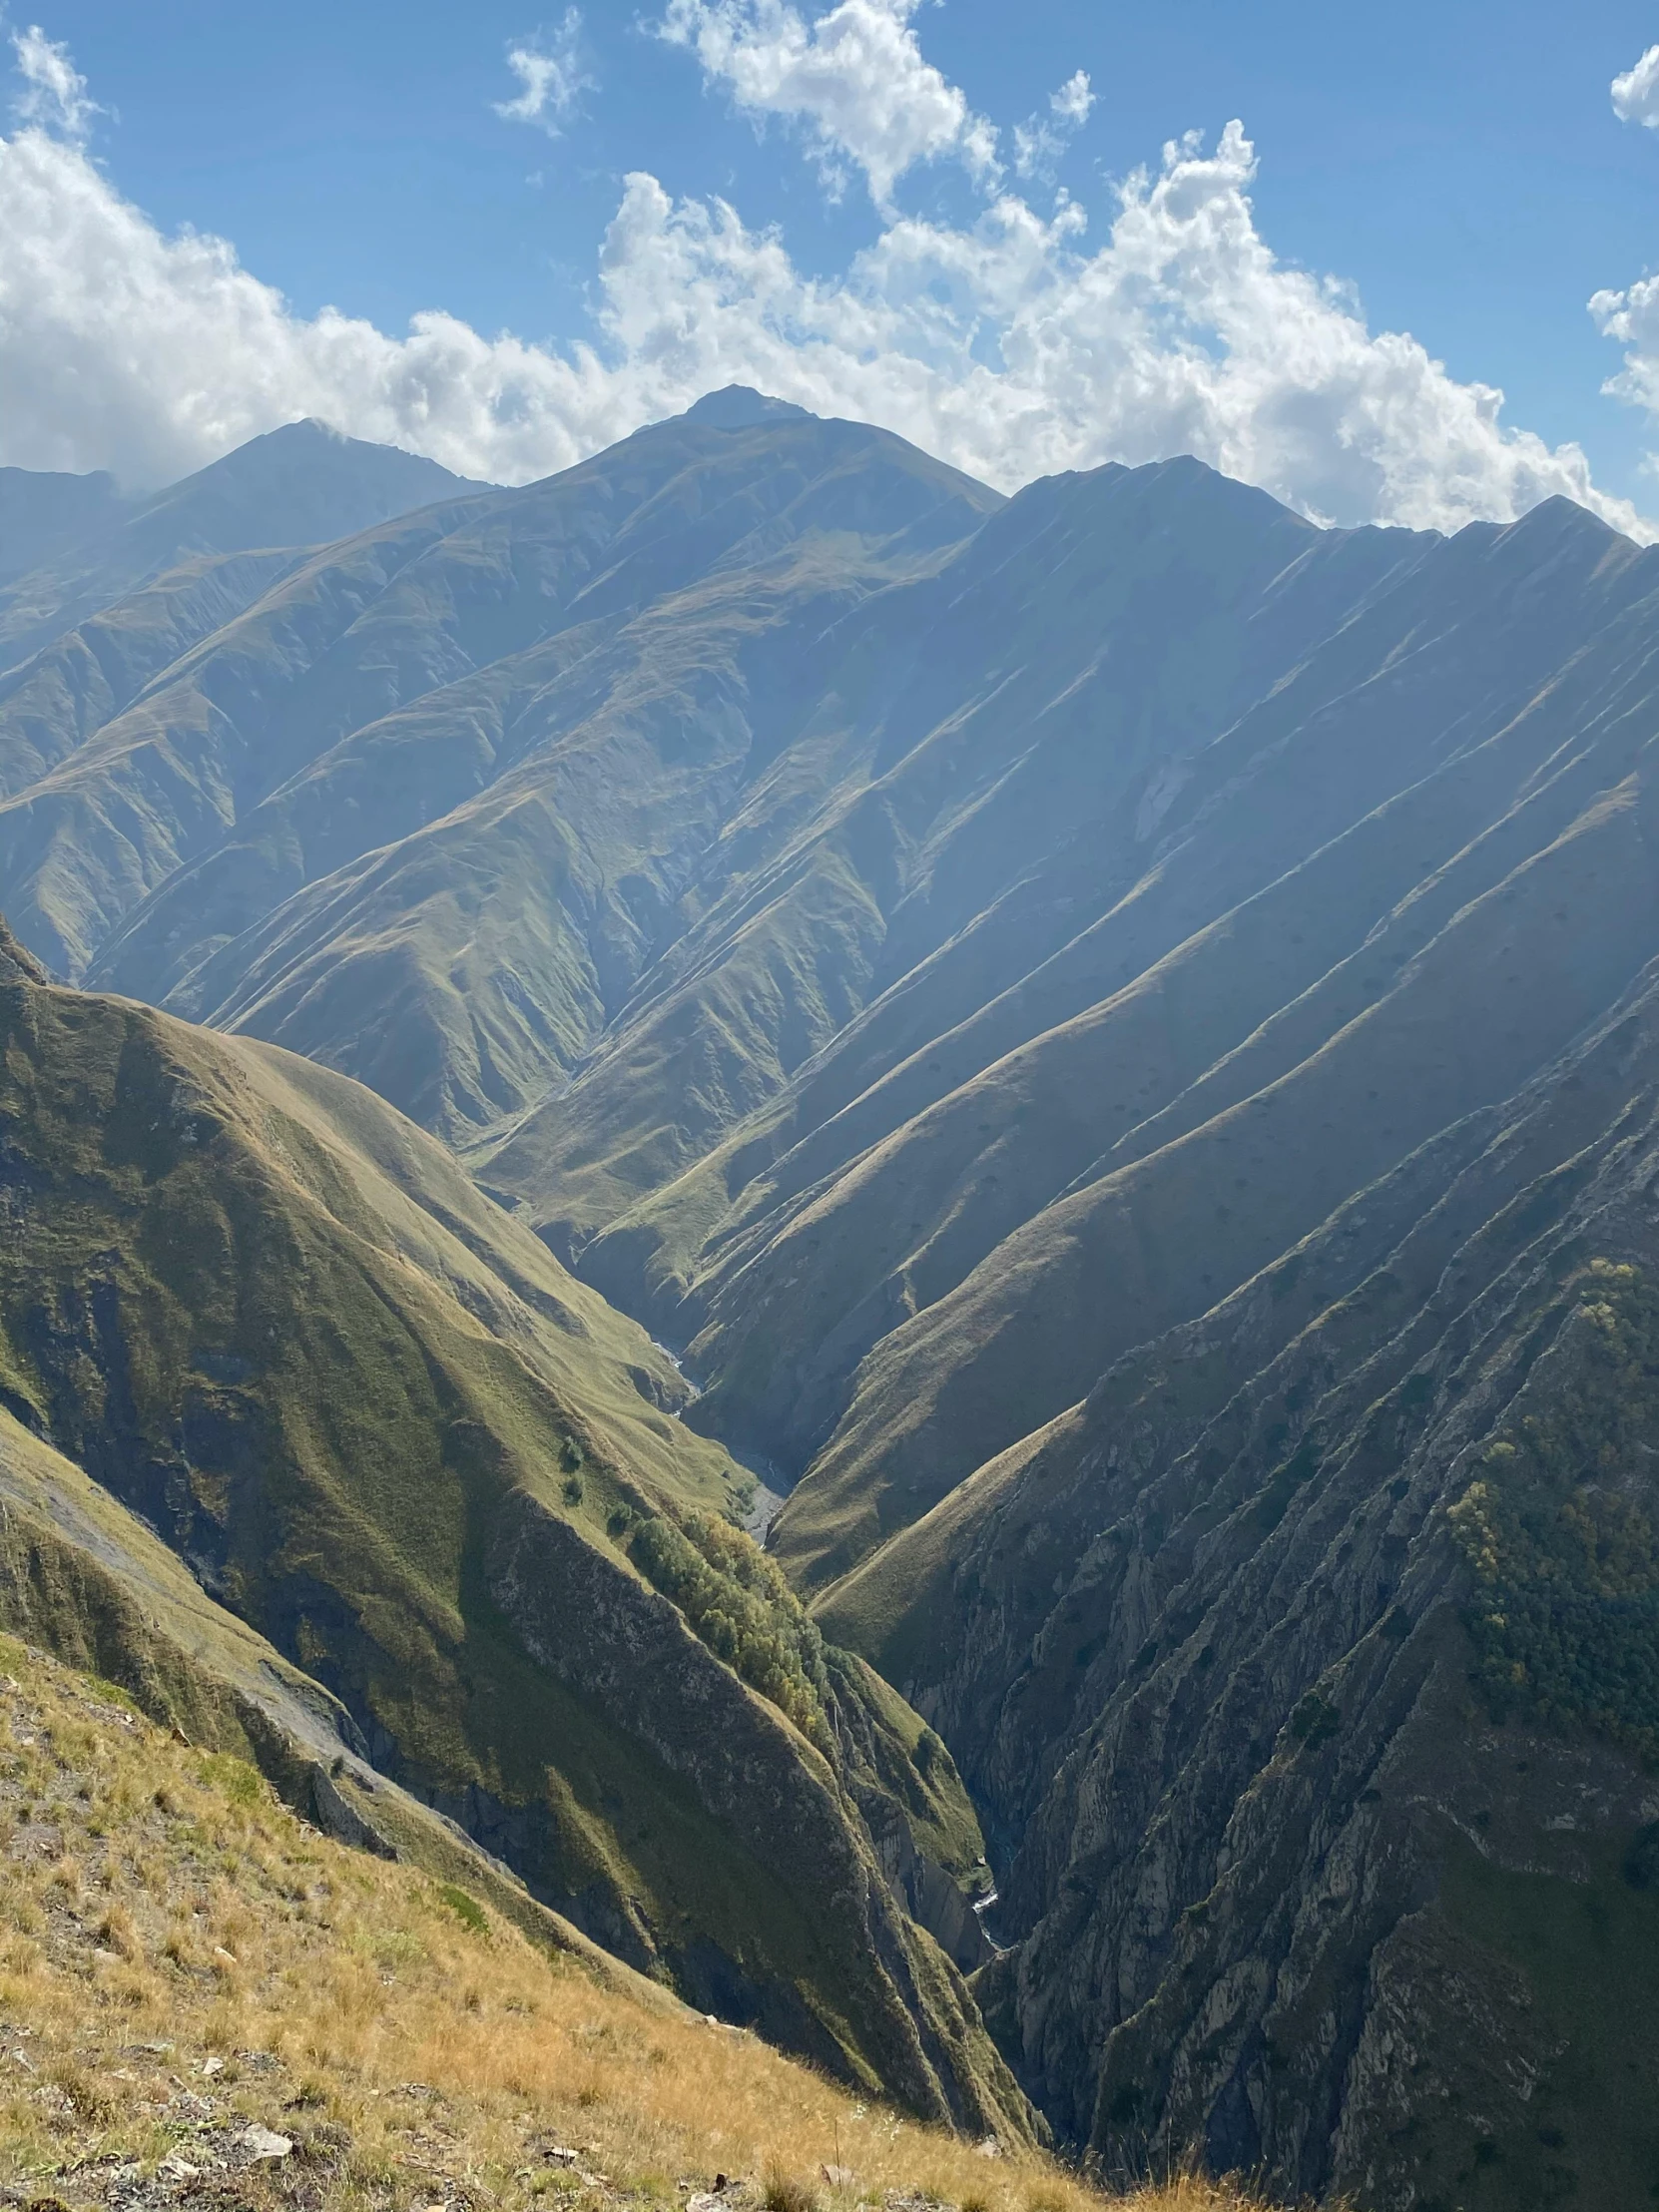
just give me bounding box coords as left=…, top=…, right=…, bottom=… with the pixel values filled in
left=682, top=385, right=815, bottom=430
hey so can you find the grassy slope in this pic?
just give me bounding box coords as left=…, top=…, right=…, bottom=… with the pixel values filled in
left=0, top=1400, right=689, bottom=1999
left=1420, top=1835, right=1659, bottom=2210
left=769, top=760, right=1659, bottom=1591
left=7, top=413, right=1002, bottom=1145
left=0, top=1636, right=1263, bottom=2212
left=481, top=460, right=1411, bottom=1249
left=0, top=957, right=1024, bottom=2129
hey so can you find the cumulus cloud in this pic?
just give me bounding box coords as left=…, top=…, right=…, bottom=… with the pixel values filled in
left=1014, top=66, right=1094, bottom=181
left=0, top=25, right=1646, bottom=540
left=495, top=12, right=593, bottom=136
left=1595, top=46, right=1659, bottom=480
left=9, top=23, right=98, bottom=138
left=1612, top=43, right=1659, bottom=127
left=660, top=0, right=999, bottom=208
left=1051, top=69, right=1094, bottom=127
left=1589, top=275, right=1659, bottom=453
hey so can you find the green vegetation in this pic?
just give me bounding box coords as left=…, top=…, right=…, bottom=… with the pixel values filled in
left=1450, top=1260, right=1659, bottom=1757
left=822, top=1647, right=987, bottom=1886
left=0, top=1637, right=1157, bottom=2212
left=435, top=1882, right=490, bottom=1935
left=0, top=972, right=1025, bottom=2125
left=629, top=1510, right=830, bottom=1752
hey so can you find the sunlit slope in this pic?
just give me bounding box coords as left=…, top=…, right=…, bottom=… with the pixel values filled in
left=478, top=456, right=1422, bottom=1239
left=0, top=1400, right=683, bottom=1992
left=814, top=948, right=1659, bottom=2210
left=0, top=934, right=1027, bottom=2131
left=0, top=1637, right=1246, bottom=2212
left=770, top=754, right=1659, bottom=1587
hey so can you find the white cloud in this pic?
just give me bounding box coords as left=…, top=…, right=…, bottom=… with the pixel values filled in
left=0, top=29, right=1647, bottom=541
left=1590, top=276, right=1659, bottom=435
left=1595, top=46, right=1659, bottom=484
left=9, top=23, right=98, bottom=138
left=1014, top=66, right=1094, bottom=181
left=1612, top=43, right=1659, bottom=127
left=495, top=12, right=592, bottom=136
left=660, top=0, right=999, bottom=209
left=1050, top=69, right=1094, bottom=127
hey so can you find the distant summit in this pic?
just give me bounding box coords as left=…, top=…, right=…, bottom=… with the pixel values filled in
left=683, top=384, right=815, bottom=429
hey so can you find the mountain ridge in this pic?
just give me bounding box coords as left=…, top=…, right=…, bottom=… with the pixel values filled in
left=8, top=404, right=1659, bottom=2203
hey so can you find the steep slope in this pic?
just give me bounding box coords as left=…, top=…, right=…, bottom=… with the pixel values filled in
left=0, top=935, right=1027, bottom=2134
left=529, top=494, right=1659, bottom=1578
left=0, top=1399, right=692, bottom=1988
left=476, top=457, right=1424, bottom=1243
left=17, top=402, right=1659, bottom=2196
left=0, top=1638, right=1233, bottom=2212
left=817, top=956, right=1659, bottom=2209
left=1, top=398, right=998, bottom=1094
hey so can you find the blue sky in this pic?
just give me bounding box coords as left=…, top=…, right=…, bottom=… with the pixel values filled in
left=7, top=1, right=1659, bottom=535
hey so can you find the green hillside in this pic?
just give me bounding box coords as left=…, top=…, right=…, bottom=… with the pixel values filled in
left=0, top=926, right=1026, bottom=2137
left=814, top=965, right=1659, bottom=2206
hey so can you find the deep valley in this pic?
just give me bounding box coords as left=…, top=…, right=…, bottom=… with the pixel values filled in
left=4, top=389, right=1659, bottom=2210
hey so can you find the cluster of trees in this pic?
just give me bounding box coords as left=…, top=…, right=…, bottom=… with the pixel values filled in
left=628, top=1509, right=831, bottom=1752
left=1450, top=1261, right=1659, bottom=1757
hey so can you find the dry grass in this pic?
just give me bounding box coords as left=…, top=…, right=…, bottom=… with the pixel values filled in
left=0, top=1634, right=1271, bottom=2212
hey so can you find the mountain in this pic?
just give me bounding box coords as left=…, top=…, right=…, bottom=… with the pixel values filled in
left=0, top=925, right=1027, bottom=2137
left=7, top=396, right=1659, bottom=2203
left=0, top=395, right=997, bottom=1013
left=0, top=420, right=483, bottom=675
left=821, top=1013, right=1659, bottom=2207
left=0, top=462, right=124, bottom=585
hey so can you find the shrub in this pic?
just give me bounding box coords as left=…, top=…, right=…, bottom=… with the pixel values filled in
left=628, top=1511, right=830, bottom=1750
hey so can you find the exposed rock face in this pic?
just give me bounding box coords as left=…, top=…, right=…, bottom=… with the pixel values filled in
left=0, top=913, right=47, bottom=984
left=823, top=967, right=1659, bottom=2206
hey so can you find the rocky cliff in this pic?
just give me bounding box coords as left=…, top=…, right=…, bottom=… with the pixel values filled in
left=822, top=962, right=1659, bottom=2206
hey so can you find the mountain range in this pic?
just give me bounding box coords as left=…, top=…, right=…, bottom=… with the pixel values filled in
left=4, top=390, right=1659, bottom=2210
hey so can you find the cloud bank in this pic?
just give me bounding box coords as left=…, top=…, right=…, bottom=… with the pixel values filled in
left=1596, top=43, right=1659, bottom=488
left=0, top=12, right=1649, bottom=540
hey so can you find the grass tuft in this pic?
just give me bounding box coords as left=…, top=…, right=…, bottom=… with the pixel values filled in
left=763, top=2162, right=821, bottom=2212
